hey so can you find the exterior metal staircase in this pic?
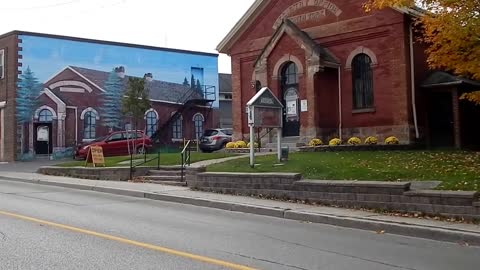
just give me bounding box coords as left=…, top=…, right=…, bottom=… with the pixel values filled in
left=150, top=85, right=216, bottom=146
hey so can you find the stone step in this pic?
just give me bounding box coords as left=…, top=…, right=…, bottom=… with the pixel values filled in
left=141, top=175, right=184, bottom=182
left=148, top=170, right=183, bottom=176
left=143, top=180, right=187, bottom=186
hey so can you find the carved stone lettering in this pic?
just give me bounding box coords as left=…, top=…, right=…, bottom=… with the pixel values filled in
left=273, top=0, right=342, bottom=29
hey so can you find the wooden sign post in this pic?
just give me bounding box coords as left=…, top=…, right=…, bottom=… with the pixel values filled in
left=85, top=146, right=106, bottom=167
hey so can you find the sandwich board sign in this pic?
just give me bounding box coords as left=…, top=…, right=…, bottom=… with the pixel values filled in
left=85, top=146, right=106, bottom=167
left=246, top=87, right=283, bottom=167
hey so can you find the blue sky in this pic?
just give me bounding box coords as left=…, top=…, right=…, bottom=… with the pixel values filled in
left=19, top=34, right=219, bottom=105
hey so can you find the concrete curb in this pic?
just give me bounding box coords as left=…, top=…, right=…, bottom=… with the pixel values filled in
left=1, top=176, right=479, bottom=246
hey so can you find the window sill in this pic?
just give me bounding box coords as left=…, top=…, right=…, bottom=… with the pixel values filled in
left=82, top=139, right=95, bottom=143
left=352, top=107, right=376, bottom=114
left=171, top=138, right=183, bottom=142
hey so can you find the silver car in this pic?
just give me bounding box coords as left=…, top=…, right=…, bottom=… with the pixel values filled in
left=199, top=128, right=233, bottom=153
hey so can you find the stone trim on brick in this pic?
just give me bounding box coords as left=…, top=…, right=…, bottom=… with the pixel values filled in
left=345, top=46, right=378, bottom=70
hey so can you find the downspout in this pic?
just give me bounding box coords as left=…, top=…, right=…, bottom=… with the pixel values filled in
left=338, top=67, right=342, bottom=140
left=409, top=22, right=420, bottom=139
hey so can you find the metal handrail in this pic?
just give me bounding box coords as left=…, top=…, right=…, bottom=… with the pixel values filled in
left=180, top=140, right=192, bottom=182
left=129, top=151, right=161, bottom=180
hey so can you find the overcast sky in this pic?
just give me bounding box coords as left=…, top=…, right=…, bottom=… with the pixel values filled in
left=1, top=0, right=256, bottom=74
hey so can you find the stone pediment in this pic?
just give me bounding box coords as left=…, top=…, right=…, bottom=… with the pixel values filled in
left=254, top=19, right=339, bottom=71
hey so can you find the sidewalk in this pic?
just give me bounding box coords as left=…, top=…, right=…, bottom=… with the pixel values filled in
left=1, top=171, right=479, bottom=246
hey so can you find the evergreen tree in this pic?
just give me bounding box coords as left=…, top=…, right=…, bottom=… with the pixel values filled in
left=196, top=79, right=203, bottom=97
left=101, top=69, right=124, bottom=131
left=182, top=77, right=190, bottom=87
left=16, top=67, right=42, bottom=124
left=190, top=74, right=195, bottom=90
left=16, top=67, right=42, bottom=156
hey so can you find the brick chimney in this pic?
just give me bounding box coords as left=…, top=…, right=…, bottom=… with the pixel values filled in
left=144, top=73, right=153, bottom=82
left=115, top=66, right=125, bottom=78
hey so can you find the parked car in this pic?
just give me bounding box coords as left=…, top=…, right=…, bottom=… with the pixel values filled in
left=74, top=130, right=152, bottom=159
left=199, top=128, right=233, bottom=153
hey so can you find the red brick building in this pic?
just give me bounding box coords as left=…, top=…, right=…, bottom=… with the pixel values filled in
left=217, top=0, right=480, bottom=147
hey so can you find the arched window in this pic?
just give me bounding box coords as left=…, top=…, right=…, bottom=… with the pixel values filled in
left=282, top=62, right=298, bottom=85
left=84, top=111, right=97, bottom=139
left=172, top=114, right=183, bottom=139
left=193, top=113, right=204, bottom=140
left=145, top=110, right=158, bottom=137
left=352, top=53, right=374, bottom=109
left=38, top=109, right=53, bottom=122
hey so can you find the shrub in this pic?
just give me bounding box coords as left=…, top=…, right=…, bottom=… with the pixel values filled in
left=385, top=136, right=400, bottom=145
left=247, top=142, right=259, bottom=148
left=364, top=136, right=378, bottom=145
left=329, top=138, right=342, bottom=146
left=235, top=140, right=248, bottom=148
left=308, top=138, right=323, bottom=146
left=347, top=137, right=361, bottom=145
left=226, top=142, right=237, bottom=148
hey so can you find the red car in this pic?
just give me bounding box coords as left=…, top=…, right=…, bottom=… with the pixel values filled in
left=75, top=131, right=152, bottom=159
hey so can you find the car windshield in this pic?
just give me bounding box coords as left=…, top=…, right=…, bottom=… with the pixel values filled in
left=203, top=130, right=218, bottom=136
left=92, top=135, right=107, bottom=142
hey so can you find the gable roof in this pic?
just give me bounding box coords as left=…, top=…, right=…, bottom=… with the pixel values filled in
left=217, top=0, right=425, bottom=54
left=68, top=66, right=202, bottom=104
left=254, top=19, right=339, bottom=69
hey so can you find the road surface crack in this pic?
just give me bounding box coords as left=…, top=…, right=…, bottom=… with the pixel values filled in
left=222, top=250, right=309, bottom=270
left=254, top=234, right=418, bottom=270
left=0, top=231, right=6, bottom=241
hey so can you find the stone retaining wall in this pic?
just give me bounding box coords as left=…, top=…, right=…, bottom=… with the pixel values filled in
left=298, top=144, right=421, bottom=152
left=37, top=166, right=159, bottom=181
left=187, top=171, right=480, bottom=220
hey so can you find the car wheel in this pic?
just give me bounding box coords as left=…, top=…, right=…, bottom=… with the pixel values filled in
left=136, top=146, right=146, bottom=154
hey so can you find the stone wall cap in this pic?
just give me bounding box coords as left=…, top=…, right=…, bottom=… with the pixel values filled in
left=295, top=180, right=411, bottom=188
left=404, top=190, right=479, bottom=198
left=198, top=172, right=301, bottom=178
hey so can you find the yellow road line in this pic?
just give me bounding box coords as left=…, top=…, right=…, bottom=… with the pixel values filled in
left=0, top=210, right=257, bottom=270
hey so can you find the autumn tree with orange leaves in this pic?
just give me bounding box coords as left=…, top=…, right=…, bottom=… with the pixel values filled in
left=364, top=0, right=480, bottom=104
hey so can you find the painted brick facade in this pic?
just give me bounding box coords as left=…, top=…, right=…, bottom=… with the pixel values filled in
left=220, top=0, right=430, bottom=144
left=0, top=31, right=220, bottom=161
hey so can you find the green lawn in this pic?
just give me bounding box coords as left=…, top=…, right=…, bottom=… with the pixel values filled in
left=56, top=152, right=236, bottom=168
left=207, top=151, right=480, bottom=191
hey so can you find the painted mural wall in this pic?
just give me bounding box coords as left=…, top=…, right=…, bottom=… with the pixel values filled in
left=15, top=34, right=218, bottom=158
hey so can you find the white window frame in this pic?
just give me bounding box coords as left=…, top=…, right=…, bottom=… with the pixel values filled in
left=193, top=113, right=204, bottom=140
left=0, top=49, right=4, bottom=80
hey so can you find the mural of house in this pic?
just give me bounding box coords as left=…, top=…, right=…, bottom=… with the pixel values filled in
left=217, top=0, right=480, bottom=149
left=0, top=31, right=219, bottom=161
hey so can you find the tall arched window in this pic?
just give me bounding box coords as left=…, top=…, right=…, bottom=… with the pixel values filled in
left=172, top=114, right=183, bottom=139
left=193, top=113, right=204, bottom=140
left=84, top=111, right=96, bottom=139
left=38, top=109, right=53, bottom=122
left=145, top=110, right=158, bottom=137
left=352, top=53, right=374, bottom=109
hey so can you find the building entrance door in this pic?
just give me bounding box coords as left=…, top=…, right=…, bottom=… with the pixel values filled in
left=34, top=123, right=52, bottom=155
left=282, top=87, right=300, bottom=136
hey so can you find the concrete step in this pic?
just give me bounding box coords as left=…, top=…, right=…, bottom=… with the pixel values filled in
left=141, top=175, right=184, bottom=182
left=148, top=170, right=183, bottom=176
left=143, top=180, right=187, bottom=186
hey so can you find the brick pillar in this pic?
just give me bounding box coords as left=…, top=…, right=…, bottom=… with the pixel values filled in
left=451, top=88, right=461, bottom=149
left=0, top=106, right=4, bottom=161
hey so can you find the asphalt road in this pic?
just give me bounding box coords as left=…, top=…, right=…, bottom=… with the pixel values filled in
left=0, top=180, right=479, bottom=270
